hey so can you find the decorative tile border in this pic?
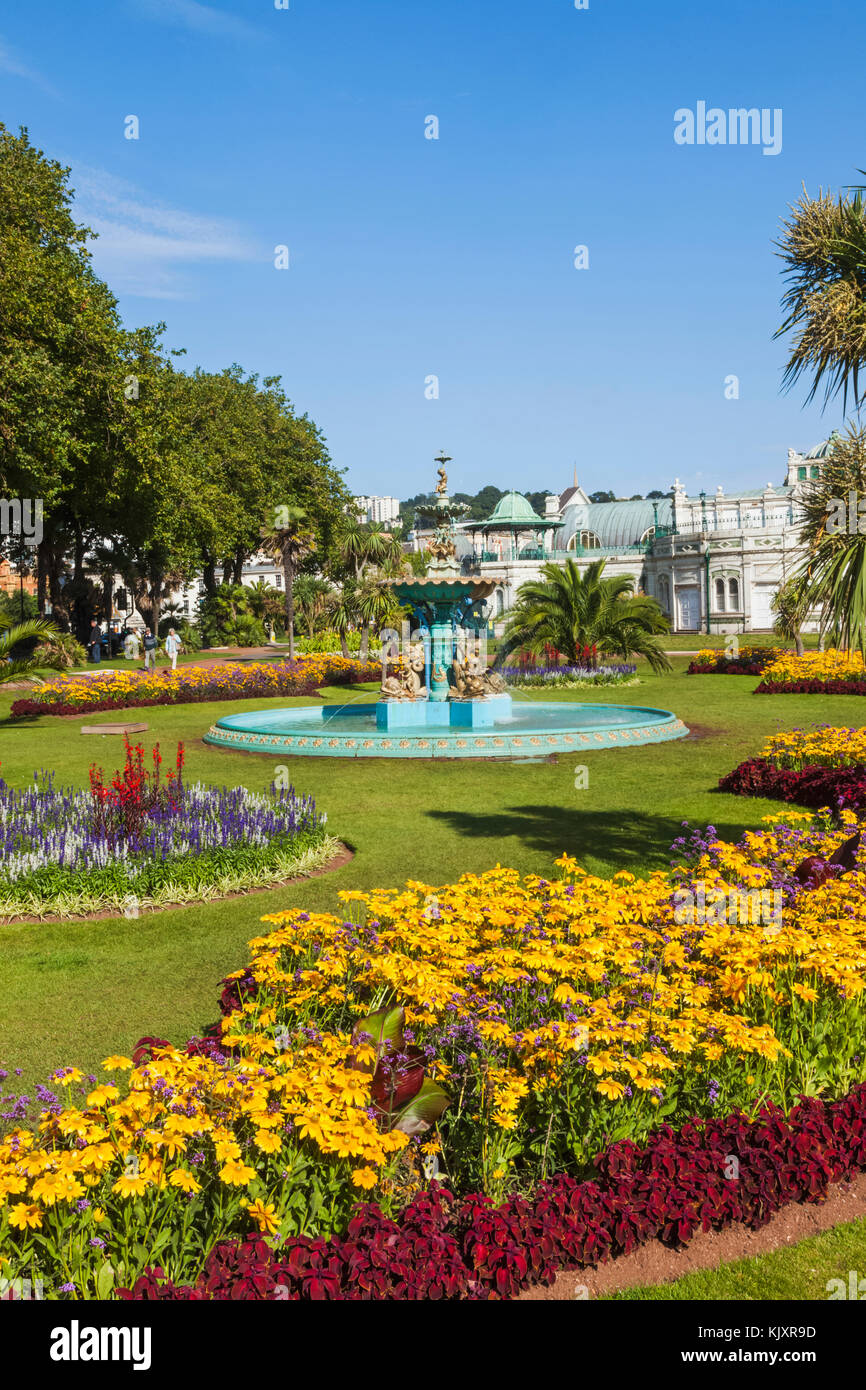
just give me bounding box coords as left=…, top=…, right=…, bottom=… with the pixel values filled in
left=204, top=716, right=689, bottom=759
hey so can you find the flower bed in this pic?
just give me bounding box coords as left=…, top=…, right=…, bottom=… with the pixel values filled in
left=120, top=1083, right=866, bottom=1299
left=1, top=810, right=865, bottom=1295
left=687, top=646, right=784, bottom=675
left=8, top=655, right=380, bottom=718
left=0, top=738, right=334, bottom=920
left=719, top=725, right=866, bottom=810
left=756, top=649, right=866, bottom=694
left=502, top=663, right=637, bottom=688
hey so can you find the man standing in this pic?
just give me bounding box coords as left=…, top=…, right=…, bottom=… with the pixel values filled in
left=143, top=627, right=157, bottom=670
left=87, top=622, right=103, bottom=664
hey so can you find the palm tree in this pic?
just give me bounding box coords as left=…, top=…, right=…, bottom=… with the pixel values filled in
left=0, top=615, right=58, bottom=686
left=259, top=506, right=317, bottom=661
left=788, top=423, right=866, bottom=652
left=771, top=574, right=813, bottom=656
left=293, top=576, right=333, bottom=638
left=501, top=558, right=672, bottom=673
left=336, top=522, right=402, bottom=658
left=776, top=182, right=866, bottom=410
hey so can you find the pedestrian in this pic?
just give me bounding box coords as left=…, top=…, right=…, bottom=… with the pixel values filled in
left=87, top=621, right=102, bottom=665
left=123, top=628, right=141, bottom=662
left=164, top=626, right=183, bottom=671
left=142, top=627, right=157, bottom=670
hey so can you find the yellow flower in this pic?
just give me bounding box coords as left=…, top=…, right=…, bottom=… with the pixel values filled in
left=168, top=1169, right=201, bottom=1194
left=351, top=1166, right=378, bottom=1189
left=218, top=1159, right=257, bottom=1187
left=111, top=1174, right=152, bottom=1199
left=596, top=1079, right=626, bottom=1101
left=7, top=1202, right=43, bottom=1231
left=101, top=1056, right=134, bottom=1072
left=253, top=1130, right=281, bottom=1154
left=245, top=1199, right=279, bottom=1234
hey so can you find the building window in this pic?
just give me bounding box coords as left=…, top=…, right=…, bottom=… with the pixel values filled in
left=810, top=466, right=820, bottom=479
left=797, top=467, right=807, bottom=480
left=728, top=576, right=739, bottom=609
left=579, top=530, right=601, bottom=549
left=657, top=575, right=670, bottom=611
left=274, top=574, right=282, bottom=588
left=714, top=577, right=726, bottom=612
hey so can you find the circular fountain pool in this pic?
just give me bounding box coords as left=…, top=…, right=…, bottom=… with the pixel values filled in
left=204, top=701, right=688, bottom=759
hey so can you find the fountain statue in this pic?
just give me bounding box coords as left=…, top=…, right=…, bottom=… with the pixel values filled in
left=375, top=455, right=510, bottom=730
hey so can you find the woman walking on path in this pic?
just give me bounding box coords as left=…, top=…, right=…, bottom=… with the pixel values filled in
left=142, top=628, right=157, bottom=670
left=164, top=627, right=183, bottom=671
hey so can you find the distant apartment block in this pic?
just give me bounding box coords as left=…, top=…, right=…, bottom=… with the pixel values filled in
left=354, top=495, right=401, bottom=525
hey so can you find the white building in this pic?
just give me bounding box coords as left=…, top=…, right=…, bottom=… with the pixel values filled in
left=414, top=436, right=839, bottom=635
left=354, top=495, right=401, bottom=525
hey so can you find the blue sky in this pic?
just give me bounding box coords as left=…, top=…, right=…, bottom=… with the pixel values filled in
left=1, top=0, right=863, bottom=500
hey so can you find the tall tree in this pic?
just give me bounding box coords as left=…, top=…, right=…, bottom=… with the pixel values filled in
left=260, top=505, right=317, bottom=660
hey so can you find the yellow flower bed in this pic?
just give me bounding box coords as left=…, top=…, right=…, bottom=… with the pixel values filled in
left=2, top=810, right=865, bottom=1293
left=759, top=648, right=866, bottom=686
left=761, top=725, right=866, bottom=771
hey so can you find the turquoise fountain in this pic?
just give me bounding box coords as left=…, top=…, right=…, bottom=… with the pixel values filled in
left=204, top=456, right=688, bottom=759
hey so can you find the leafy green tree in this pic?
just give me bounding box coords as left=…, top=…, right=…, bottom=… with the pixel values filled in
left=501, top=558, right=671, bottom=672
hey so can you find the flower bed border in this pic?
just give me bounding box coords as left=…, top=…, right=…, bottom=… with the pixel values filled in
left=8, top=660, right=380, bottom=719
left=718, top=758, right=866, bottom=809
left=756, top=678, right=866, bottom=696
left=120, top=1080, right=866, bottom=1300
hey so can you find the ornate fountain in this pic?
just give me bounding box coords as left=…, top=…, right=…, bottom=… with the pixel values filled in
left=376, top=454, right=509, bottom=730
left=204, top=453, right=689, bottom=758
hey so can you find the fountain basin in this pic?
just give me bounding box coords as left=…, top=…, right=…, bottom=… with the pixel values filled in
left=204, top=701, right=689, bottom=759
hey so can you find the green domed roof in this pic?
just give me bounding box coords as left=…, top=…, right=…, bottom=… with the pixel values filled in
left=806, top=430, right=842, bottom=460
left=486, top=491, right=546, bottom=524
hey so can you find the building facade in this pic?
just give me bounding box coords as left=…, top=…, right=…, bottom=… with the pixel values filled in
left=413, top=438, right=837, bottom=634
left=354, top=495, right=401, bottom=525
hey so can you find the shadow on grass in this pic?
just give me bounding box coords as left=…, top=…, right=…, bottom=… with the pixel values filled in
left=426, top=805, right=757, bottom=868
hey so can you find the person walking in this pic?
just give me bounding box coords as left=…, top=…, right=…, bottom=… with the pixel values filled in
left=164, top=626, right=183, bottom=671
left=123, top=628, right=141, bottom=662
left=142, top=627, right=157, bottom=670
left=87, top=622, right=103, bottom=665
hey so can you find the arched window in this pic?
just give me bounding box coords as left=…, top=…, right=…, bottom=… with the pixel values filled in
left=728, top=576, right=739, bottom=609
left=579, top=531, right=601, bottom=549
left=639, top=527, right=656, bottom=544
left=657, top=575, right=670, bottom=611
left=715, top=577, right=726, bottom=612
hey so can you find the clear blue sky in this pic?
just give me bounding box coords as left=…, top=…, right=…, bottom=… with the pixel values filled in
left=1, top=0, right=862, bottom=500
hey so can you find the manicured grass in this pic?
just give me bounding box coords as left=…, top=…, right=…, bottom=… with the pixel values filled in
left=2, top=658, right=865, bottom=1093
left=603, top=1215, right=866, bottom=1301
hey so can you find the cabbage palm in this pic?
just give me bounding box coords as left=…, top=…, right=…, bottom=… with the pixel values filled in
left=501, top=559, right=671, bottom=672
left=776, top=183, right=866, bottom=409
left=790, top=422, right=866, bottom=652
left=0, top=615, right=58, bottom=685
left=259, top=506, right=317, bottom=661
left=771, top=574, right=813, bottom=657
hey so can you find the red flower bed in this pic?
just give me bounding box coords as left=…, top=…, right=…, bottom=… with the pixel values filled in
left=755, top=678, right=866, bottom=695
left=118, top=1083, right=866, bottom=1300
left=718, top=758, right=866, bottom=810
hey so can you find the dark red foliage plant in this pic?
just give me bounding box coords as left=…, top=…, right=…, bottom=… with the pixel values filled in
left=118, top=1083, right=866, bottom=1301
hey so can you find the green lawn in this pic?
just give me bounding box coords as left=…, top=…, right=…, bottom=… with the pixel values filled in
left=2, top=658, right=864, bottom=1094
left=603, top=1215, right=866, bottom=1301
